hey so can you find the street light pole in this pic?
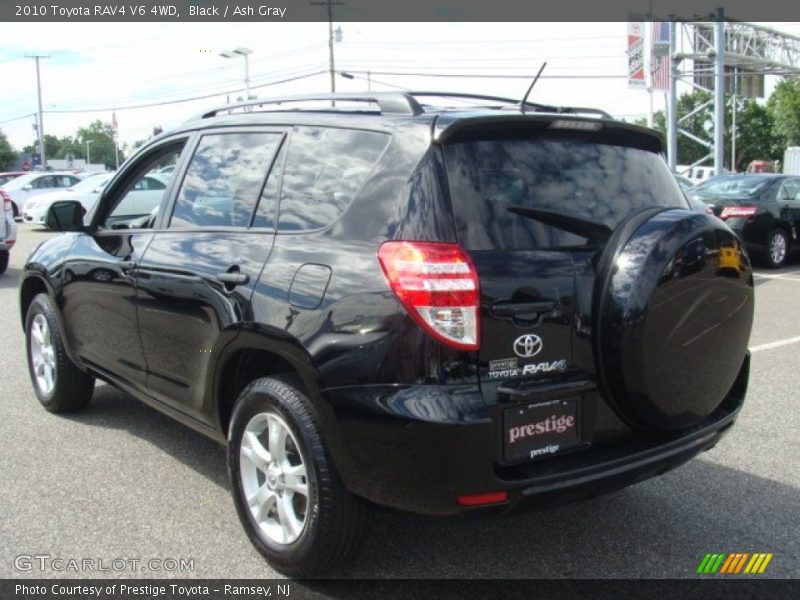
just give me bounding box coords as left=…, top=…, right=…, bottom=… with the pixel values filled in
left=25, top=54, right=50, bottom=171
left=220, top=47, right=254, bottom=101
left=86, top=140, right=93, bottom=166
left=243, top=52, right=251, bottom=100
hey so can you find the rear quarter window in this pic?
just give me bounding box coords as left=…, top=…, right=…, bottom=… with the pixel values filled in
left=277, top=126, right=389, bottom=232
left=444, top=139, right=688, bottom=251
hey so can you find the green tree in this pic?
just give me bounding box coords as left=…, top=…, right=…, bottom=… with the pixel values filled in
left=647, top=91, right=781, bottom=171
left=0, top=129, right=17, bottom=170
left=55, top=135, right=83, bottom=160
left=768, top=78, right=800, bottom=148
left=76, top=120, right=119, bottom=169
left=731, top=99, right=781, bottom=171
left=21, top=134, right=61, bottom=158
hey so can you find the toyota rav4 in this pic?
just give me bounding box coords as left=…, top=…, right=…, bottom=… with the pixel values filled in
left=19, top=92, right=754, bottom=576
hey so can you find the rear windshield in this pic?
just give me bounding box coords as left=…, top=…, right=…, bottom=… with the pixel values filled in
left=444, top=139, right=687, bottom=251
left=694, top=175, right=771, bottom=196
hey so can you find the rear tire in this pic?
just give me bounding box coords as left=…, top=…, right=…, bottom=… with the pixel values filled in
left=765, top=229, right=789, bottom=269
left=25, top=293, right=95, bottom=412
left=227, top=377, right=368, bottom=577
left=0, top=250, right=8, bottom=275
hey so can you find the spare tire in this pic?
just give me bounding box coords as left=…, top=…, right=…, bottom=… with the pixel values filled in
left=593, top=208, right=754, bottom=431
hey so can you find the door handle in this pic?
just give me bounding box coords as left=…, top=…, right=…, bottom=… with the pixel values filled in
left=216, top=272, right=250, bottom=286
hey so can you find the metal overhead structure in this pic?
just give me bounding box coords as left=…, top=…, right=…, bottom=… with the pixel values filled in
left=667, top=13, right=800, bottom=175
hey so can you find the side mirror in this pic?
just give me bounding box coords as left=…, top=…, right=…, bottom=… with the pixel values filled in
left=23, top=184, right=33, bottom=191
left=46, top=200, right=86, bottom=232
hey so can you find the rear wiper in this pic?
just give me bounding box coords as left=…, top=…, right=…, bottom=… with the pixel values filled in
left=507, top=205, right=612, bottom=243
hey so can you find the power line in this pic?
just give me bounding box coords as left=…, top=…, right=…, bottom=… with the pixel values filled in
left=339, top=70, right=629, bottom=80
left=344, top=35, right=621, bottom=46
left=71, top=42, right=327, bottom=95
left=40, top=70, right=328, bottom=114
left=0, top=113, right=37, bottom=126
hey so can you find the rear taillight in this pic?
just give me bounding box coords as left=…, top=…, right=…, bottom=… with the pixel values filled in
left=377, top=241, right=480, bottom=351
left=1, top=190, right=11, bottom=213
left=720, top=206, right=757, bottom=219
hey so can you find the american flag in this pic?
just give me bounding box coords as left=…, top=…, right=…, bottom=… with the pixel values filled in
left=650, top=22, right=671, bottom=91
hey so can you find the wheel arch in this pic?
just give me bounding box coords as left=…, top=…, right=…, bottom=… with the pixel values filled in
left=19, top=274, right=52, bottom=330
left=213, top=328, right=327, bottom=438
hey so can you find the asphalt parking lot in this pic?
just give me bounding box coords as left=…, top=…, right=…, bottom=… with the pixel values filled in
left=1, top=223, right=799, bottom=580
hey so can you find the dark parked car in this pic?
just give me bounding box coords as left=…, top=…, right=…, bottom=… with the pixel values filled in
left=689, top=174, right=800, bottom=268
left=19, top=92, right=754, bottom=576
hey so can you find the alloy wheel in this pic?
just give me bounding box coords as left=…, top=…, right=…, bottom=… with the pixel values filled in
left=30, top=314, right=56, bottom=395
left=770, top=232, right=787, bottom=266
left=239, top=412, right=310, bottom=545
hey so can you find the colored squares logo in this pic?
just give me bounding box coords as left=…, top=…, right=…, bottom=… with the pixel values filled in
left=697, top=553, right=773, bottom=574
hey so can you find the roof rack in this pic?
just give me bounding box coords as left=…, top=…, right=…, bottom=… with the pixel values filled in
left=406, top=92, right=613, bottom=119
left=195, top=91, right=613, bottom=121
left=197, top=92, right=424, bottom=119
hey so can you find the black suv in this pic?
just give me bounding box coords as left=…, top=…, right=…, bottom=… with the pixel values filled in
left=20, top=92, right=754, bottom=576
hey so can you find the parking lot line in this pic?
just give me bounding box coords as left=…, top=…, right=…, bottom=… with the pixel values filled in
left=753, top=273, right=800, bottom=282
left=750, top=335, right=800, bottom=353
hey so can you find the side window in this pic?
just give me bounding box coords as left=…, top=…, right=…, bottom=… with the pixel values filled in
left=169, top=132, right=283, bottom=229
left=780, top=180, right=799, bottom=201
left=277, top=127, right=389, bottom=232
left=251, top=141, right=286, bottom=229
left=32, top=176, right=53, bottom=189
left=102, top=143, right=185, bottom=230
left=67, top=175, right=81, bottom=187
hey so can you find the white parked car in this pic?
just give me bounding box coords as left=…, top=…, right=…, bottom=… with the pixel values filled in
left=23, top=173, right=113, bottom=226
left=0, top=188, right=17, bottom=274
left=0, top=172, right=83, bottom=219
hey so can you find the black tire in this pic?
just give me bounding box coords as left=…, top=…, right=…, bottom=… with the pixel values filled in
left=11, top=202, right=19, bottom=219
left=228, top=377, right=368, bottom=577
left=25, top=293, right=94, bottom=412
left=765, top=229, right=789, bottom=269
left=0, top=250, right=8, bottom=275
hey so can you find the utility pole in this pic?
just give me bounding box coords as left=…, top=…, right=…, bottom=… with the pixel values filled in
left=25, top=54, right=50, bottom=171
left=311, top=0, right=344, bottom=101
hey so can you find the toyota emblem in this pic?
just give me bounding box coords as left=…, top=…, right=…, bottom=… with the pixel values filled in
left=513, top=334, right=543, bottom=358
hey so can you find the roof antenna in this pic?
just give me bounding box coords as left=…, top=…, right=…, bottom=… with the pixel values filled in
left=520, top=62, right=547, bottom=113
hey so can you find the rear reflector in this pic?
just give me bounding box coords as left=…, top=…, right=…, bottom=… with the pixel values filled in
left=720, top=206, right=757, bottom=219
left=377, top=241, right=480, bottom=351
left=457, top=491, right=509, bottom=506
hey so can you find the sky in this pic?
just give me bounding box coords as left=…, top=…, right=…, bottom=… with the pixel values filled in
left=1, top=21, right=799, bottom=154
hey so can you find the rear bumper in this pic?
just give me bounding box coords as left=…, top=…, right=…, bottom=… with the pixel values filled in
left=321, top=357, right=748, bottom=516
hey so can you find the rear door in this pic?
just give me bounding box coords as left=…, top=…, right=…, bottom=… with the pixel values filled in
left=442, top=133, right=689, bottom=393
left=135, top=127, right=286, bottom=423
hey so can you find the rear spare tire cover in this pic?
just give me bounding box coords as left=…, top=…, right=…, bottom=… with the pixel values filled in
left=594, top=208, right=754, bottom=431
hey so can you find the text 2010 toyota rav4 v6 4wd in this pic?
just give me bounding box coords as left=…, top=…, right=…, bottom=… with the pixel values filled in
left=20, top=93, right=754, bottom=576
